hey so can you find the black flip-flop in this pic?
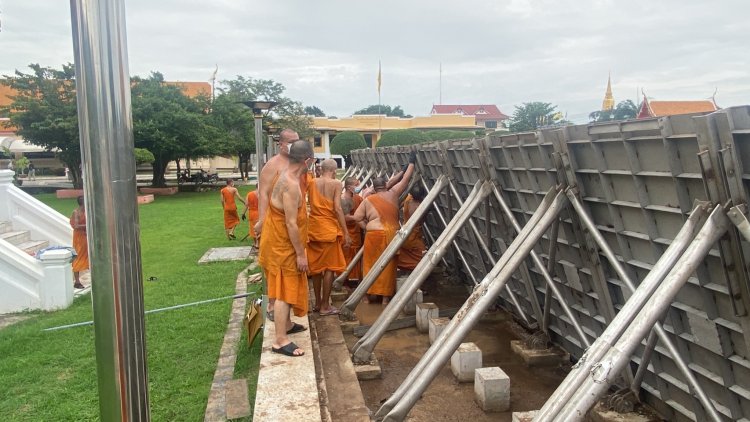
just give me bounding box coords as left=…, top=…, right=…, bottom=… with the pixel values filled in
left=286, top=323, right=307, bottom=335
left=272, top=342, right=304, bottom=357
left=267, top=310, right=274, bottom=322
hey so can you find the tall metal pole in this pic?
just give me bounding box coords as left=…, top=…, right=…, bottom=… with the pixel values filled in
left=69, top=0, right=150, bottom=420
left=254, top=114, right=264, bottom=177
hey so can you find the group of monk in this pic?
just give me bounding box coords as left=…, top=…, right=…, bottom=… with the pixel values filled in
left=218, top=128, right=425, bottom=358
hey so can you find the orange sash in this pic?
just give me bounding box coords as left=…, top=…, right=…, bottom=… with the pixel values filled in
left=398, top=196, right=426, bottom=270
left=307, top=179, right=346, bottom=274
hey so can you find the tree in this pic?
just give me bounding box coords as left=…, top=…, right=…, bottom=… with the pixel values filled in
left=304, top=105, right=325, bottom=117
left=508, top=102, right=564, bottom=132
left=354, top=104, right=412, bottom=118
left=330, top=131, right=367, bottom=166
left=134, top=148, right=155, bottom=165
left=1, top=64, right=83, bottom=187
left=376, top=129, right=429, bottom=147
left=131, top=72, right=226, bottom=187
left=589, top=100, right=638, bottom=122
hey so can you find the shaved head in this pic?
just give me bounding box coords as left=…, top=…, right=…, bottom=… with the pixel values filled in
left=344, top=176, right=359, bottom=189
left=288, top=140, right=314, bottom=164
left=277, top=129, right=299, bottom=156
left=372, top=176, right=387, bottom=190
left=321, top=159, right=338, bottom=173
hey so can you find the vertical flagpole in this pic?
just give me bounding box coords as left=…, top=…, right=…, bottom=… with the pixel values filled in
left=439, top=62, right=442, bottom=105
left=377, top=60, right=382, bottom=145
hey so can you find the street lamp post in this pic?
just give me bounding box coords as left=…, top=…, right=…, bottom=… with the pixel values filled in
left=241, top=101, right=277, bottom=178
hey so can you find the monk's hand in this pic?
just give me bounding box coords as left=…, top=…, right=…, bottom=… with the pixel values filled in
left=296, top=255, right=309, bottom=273
left=408, top=151, right=417, bottom=164
left=344, top=234, right=352, bottom=248
left=254, top=221, right=262, bottom=235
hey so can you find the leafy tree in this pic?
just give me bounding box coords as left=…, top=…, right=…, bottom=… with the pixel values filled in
left=1, top=64, right=83, bottom=186
left=354, top=104, right=412, bottom=118
left=304, top=105, right=325, bottom=117
left=376, top=129, right=430, bottom=147
left=134, top=148, right=155, bottom=165
left=589, top=100, right=638, bottom=122
left=423, top=129, right=475, bottom=141
left=508, top=102, right=564, bottom=133
left=131, top=72, right=226, bottom=187
left=330, top=131, right=367, bottom=166
left=15, top=156, right=30, bottom=175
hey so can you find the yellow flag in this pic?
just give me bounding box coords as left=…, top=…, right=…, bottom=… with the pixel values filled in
left=377, top=61, right=382, bottom=95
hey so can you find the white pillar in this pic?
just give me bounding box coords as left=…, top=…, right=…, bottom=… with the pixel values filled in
left=39, top=249, right=74, bottom=310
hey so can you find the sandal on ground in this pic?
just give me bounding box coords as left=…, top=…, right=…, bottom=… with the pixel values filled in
left=272, top=342, right=304, bottom=357
left=286, top=323, right=307, bottom=335
left=267, top=310, right=274, bottom=322
left=74, top=283, right=85, bottom=289
left=310, top=307, right=320, bottom=314
left=319, top=306, right=339, bottom=316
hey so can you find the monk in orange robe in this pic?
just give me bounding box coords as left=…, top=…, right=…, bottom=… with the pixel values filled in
left=341, top=176, right=364, bottom=282
left=308, top=159, right=351, bottom=315
left=241, top=188, right=259, bottom=247
left=398, top=184, right=428, bottom=270
left=70, top=195, right=88, bottom=289
left=221, top=179, right=245, bottom=240
left=353, top=152, right=416, bottom=304
left=258, top=140, right=315, bottom=357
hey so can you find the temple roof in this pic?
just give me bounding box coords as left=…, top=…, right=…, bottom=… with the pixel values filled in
left=431, top=104, right=509, bottom=120
left=637, top=95, right=718, bottom=119
left=601, top=75, right=614, bottom=111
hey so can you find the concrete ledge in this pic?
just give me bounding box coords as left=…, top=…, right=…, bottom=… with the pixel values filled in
left=254, top=313, right=321, bottom=422
left=137, top=194, right=154, bottom=205
left=510, top=340, right=570, bottom=367
left=354, top=356, right=382, bottom=381
left=139, top=186, right=178, bottom=195
left=56, top=188, right=83, bottom=199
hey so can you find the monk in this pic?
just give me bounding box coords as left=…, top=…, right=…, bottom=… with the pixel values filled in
left=353, top=152, right=417, bottom=304
left=221, top=179, right=245, bottom=240
left=398, top=184, right=427, bottom=270
left=341, top=176, right=364, bottom=284
left=70, top=196, right=88, bottom=289
left=241, top=187, right=259, bottom=249
left=258, top=140, right=315, bottom=357
left=308, top=159, right=351, bottom=315
left=255, top=128, right=300, bottom=318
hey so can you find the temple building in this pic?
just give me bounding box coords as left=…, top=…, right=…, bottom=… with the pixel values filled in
left=601, top=74, right=615, bottom=111
left=430, top=104, right=509, bottom=130
left=636, top=94, right=718, bottom=119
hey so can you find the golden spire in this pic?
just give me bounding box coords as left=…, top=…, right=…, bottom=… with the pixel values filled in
left=602, top=72, right=615, bottom=111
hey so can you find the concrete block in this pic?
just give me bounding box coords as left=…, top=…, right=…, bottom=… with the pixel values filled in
left=416, top=303, right=439, bottom=333
left=474, top=367, right=510, bottom=412
left=340, top=318, right=360, bottom=334
left=137, top=194, right=154, bottom=204
left=428, top=317, right=450, bottom=344
left=511, top=340, right=569, bottom=367
left=330, top=290, right=348, bottom=303
left=512, top=410, right=538, bottom=422
left=402, top=289, right=423, bottom=315
left=589, top=402, right=659, bottom=422
left=354, top=356, right=382, bottom=380
left=451, top=342, right=482, bottom=382
left=225, top=379, right=251, bottom=419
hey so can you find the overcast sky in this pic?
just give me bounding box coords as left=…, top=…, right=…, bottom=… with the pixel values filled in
left=1, top=0, right=748, bottom=123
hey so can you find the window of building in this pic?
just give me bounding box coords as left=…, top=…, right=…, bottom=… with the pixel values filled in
left=314, top=136, right=322, bottom=147
left=484, top=120, right=498, bottom=129
left=364, top=134, right=373, bottom=148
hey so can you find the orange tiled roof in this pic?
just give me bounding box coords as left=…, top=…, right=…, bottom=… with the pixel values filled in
left=648, top=100, right=717, bottom=117
left=164, top=81, right=211, bottom=98
left=0, top=84, right=17, bottom=108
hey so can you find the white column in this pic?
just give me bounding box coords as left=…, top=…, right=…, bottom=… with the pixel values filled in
left=39, top=249, right=74, bottom=310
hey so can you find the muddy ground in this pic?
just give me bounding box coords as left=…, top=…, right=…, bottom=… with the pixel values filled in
left=342, top=273, right=571, bottom=421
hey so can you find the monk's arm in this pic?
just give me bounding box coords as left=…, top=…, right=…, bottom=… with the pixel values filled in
left=234, top=189, right=246, bottom=205
left=386, top=170, right=404, bottom=190
left=332, top=182, right=351, bottom=245
left=352, top=200, right=368, bottom=224
left=391, top=162, right=415, bottom=197
left=255, top=166, right=275, bottom=232
left=282, top=184, right=308, bottom=271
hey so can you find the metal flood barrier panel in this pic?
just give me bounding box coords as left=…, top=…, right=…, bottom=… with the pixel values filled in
left=349, top=105, right=750, bottom=421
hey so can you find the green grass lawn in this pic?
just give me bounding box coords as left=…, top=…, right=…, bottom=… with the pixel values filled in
left=0, top=185, right=262, bottom=421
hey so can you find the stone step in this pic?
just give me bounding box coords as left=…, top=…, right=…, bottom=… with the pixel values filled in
left=17, top=240, right=49, bottom=255
left=0, top=230, right=30, bottom=245
left=0, top=221, right=11, bottom=234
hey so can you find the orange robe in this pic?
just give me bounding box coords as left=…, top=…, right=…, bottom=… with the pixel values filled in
left=398, top=196, right=426, bottom=270
left=258, top=176, right=309, bottom=317
left=342, top=194, right=364, bottom=280
left=70, top=209, right=89, bottom=272
left=221, top=186, right=239, bottom=229
left=307, top=180, right=347, bottom=275
left=363, top=195, right=399, bottom=297
left=245, top=191, right=259, bottom=239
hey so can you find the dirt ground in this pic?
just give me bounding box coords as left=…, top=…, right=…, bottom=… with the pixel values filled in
left=343, top=274, right=571, bottom=421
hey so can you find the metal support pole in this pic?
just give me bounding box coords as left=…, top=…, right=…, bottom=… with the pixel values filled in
left=562, top=193, right=723, bottom=422
left=69, top=0, right=150, bottom=420
left=490, top=185, right=589, bottom=346
left=449, top=180, right=541, bottom=328
left=332, top=246, right=364, bottom=289
left=340, top=175, right=450, bottom=320
left=378, top=188, right=568, bottom=422
left=422, top=223, right=449, bottom=269
left=729, top=205, right=750, bottom=243
left=630, top=324, right=660, bottom=395
left=254, top=115, right=264, bottom=176
left=535, top=200, right=710, bottom=420
left=351, top=180, right=492, bottom=363
left=541, top=218, right=560, bottom=337
left=340, top=165, right=354, bottom=181
left=554, top=205, right=730, bottom=421
left=360, top=169, right=375, bottom=188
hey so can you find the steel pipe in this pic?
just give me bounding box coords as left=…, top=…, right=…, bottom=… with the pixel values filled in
left=490, top=186, right=590, bottom=348
left=351, top=180, right=492, bottom=363
left=729, top=205, right=750, bottom=243
left=378, top=188, right=568, bottom=421
left=421, top=223, right=449, bottom=269
left=554, top=205, right=729, bottom=421
left=541, top=218, right=560, bottom=338
left=340, top=175, right=450, bottom=320
left=562, top=193, right=722, bottom=422
left=332, top=246, right=364, bottom=289
left=534, top=200, right=709, bottom=420
left=69, top=0, right=150, bottom=419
